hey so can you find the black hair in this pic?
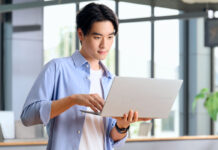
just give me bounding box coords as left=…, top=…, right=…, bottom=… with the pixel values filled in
left=76, top=3, right=118, bottom=36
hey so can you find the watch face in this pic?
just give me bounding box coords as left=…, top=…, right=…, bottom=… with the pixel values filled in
left=115, top=123, right=129, bottom=134
left=119, top=127, right=126, bottom=131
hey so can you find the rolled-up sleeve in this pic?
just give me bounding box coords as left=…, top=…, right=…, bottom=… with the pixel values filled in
left=110, top=134, right=128, bottom=148
left=20, top=60, right=57, bottom=126
left=108, top=118, right=128, bottom=148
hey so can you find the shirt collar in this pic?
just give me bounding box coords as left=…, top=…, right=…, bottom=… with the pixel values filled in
left=99, top=61, right=113, bottom=79
left=72, top=50, right=88, bottom=68
left=71, top=50, right=113, bottom=79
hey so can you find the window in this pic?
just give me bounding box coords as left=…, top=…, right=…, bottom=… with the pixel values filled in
left=215, top=11, right=218, bottom=18
left=119, top=22, right=151, bottom=77
left=119, top=2, right=151, bottom=19
left=154, top=7, right=179, bottom=17
left=154, top=16, right=180, bottom=137
left=44, top=4, right=76, bottom=64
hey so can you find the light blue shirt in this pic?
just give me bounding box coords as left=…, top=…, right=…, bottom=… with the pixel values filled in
left=21, top=50, right=127, bottom=150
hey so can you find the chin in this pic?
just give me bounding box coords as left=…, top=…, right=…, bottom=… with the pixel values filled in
left=97, top=54, right=108, bottom=60
left=99, top=57, right=107, bottom=61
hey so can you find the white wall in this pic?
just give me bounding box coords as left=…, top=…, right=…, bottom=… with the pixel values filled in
left=5, top=0, right=44, bottom=120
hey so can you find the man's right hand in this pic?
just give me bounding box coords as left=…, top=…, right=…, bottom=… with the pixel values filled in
left=50, top=93, right=104, bottom=119
left=71, top=94, right=104, bottom=112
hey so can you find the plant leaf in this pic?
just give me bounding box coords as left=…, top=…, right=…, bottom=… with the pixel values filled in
left=201, top=88, right=209, bottom=94
left=204, top=96, right=217, bottom=121
left=194, top=88, right=218, bottom=121
left=192, top=92, right=206, bottom=111
left=192, top=100, right=197, bottom=111
left=195, top=93, right=205, bottom=100
left=213, top=92, right=218, bottom=121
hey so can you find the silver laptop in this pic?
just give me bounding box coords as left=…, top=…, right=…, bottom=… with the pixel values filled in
left=80, top=77, right=183, bottom=118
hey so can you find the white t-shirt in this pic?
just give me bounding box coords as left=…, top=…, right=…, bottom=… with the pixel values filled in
left=79, top=69, right=105, bottom=150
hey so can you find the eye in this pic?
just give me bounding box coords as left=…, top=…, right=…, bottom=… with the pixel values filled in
left=94, top=36, right=101, bottom=40
left=108, top=36, right=114, bottom=39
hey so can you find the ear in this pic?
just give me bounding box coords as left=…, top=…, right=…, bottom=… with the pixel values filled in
left=77, top=28, right=84, bottom=41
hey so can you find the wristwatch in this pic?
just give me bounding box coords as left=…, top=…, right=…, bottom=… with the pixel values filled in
left=115, top=123, right=130, bottom=134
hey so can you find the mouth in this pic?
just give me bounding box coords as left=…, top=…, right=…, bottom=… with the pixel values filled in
left=97, top=51, right=108, bottom=55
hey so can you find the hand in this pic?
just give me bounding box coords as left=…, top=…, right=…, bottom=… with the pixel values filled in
left=113, top=110, right=152, bottom=129
left=71, top=94, right=104, bottom=112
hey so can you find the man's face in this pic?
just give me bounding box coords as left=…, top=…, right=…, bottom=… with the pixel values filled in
left=79, top=21, right=115, bottom=61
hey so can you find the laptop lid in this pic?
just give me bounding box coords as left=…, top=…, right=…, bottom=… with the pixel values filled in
left=100, top=77, right=183, bottom=118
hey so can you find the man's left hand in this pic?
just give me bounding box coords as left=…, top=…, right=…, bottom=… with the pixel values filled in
left=113, top=110, right=151, bottom=129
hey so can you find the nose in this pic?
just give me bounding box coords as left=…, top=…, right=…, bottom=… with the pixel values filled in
left=99, top=37, right=106, bottom=49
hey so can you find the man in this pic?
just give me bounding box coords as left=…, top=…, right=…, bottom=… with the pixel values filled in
left=21, top=3, right=149, bottom=150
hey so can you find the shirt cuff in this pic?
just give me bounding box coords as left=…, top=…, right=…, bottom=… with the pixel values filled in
left=109, top=119, right=128, bottom=148
left=39, top=100, right=52, bottom=126
left=109, top=132, right=128, bottom=148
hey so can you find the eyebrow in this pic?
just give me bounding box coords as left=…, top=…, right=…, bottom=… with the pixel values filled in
left=91, top=32, right=115, bottom=36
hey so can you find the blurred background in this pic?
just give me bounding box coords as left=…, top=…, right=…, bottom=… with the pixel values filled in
left=0, top=0, right=218, bottom=149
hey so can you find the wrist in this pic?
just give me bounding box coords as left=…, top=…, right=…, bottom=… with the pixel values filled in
left=115, top=122, right=130, bottom=134
left=116, top=122, right=129, bottom=129
left=69, top=95, right=77, bottom=105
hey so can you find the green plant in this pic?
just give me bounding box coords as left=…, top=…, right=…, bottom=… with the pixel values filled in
left=193, top=88, right=218, bottom=121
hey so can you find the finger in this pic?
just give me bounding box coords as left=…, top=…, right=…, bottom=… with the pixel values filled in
left=123, top=113, right=128, bottom=122
left=127, top=110, right=134, bottom=122
left=90, top=94, right=104, bottom=108
left=133, top=111, right=138, bottom=122
left=89, top=98, right=103, bottom=111
left=87, top=95, right=102, bottom=111
left=87, top=101, right=98, bottom=113
left=92, top=94, right=104, bottom=107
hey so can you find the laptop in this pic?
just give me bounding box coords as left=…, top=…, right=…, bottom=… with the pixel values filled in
left=80, top=77, right=183, bottom=118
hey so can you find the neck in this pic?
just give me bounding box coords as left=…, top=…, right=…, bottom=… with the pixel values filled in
left=90, top=61, right=101, bottom=70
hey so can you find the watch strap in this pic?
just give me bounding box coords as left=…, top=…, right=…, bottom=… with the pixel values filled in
left=115, top=123, right=130, bottom=134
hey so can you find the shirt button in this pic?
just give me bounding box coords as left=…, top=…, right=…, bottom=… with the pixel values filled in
left=86, top=64, right=89, bottom=68
left=77, top=130, right=81, bottom=134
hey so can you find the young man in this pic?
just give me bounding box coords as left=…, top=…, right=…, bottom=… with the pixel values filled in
left=21, top=3, right=149, bottom=150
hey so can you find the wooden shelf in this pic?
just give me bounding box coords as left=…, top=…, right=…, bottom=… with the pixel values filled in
left=0, top=139, right=47, bottom=146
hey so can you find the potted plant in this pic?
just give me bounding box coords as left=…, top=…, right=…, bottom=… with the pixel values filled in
left=193, top=88, right=218, bottom=121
